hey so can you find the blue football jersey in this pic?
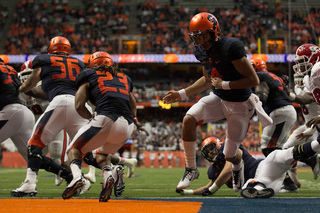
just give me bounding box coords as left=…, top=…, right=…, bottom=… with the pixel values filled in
left=32, top=53, right=85, bottom=101
left=76, top=68, right=134, bottom=124
left=194, top=37, right=252, bottom=102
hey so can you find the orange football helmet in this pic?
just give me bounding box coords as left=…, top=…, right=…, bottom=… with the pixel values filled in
left=47, top=36, right=71, bottom=54
left=201, top=137, right=222, bottom=162
left=87, top=51, right=114, bottom=68
left=188, top=12, right=220, bottom=50
left=250, top=58, right=267, bottom=72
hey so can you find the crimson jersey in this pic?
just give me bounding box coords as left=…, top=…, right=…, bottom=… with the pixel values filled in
left=194, top=37, right=251, bottom=102
left=256, top=71, right=292, bottom=114
left=32, top=54, right=85, bottom=101
left=0, top=62, right=22, bottom=110
left=76, top=68, right=134, bottom=124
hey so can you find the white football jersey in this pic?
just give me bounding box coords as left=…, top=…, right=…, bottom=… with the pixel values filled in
left=307, top=62, right=320, bottom=105
left=18, top=82, right=49, bottom=120
left=294, top=83, right=320, bottom=122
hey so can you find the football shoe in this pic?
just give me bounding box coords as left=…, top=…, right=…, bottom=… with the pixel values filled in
left=113, top=165, right=125, bottom=197
left=99, top=175, right=115, bottom=202
left=11, top=180, right=37, bottom=197
left=84, top=165, right=96, bottom=183
left=241, top=181, right=274, bottom=199
left=55, top=173, right=63, bottom=186
left=279, top=182, right=298, bottom=193
left=176, top=168, right=199, bottom=190
left=124, top=158, right=137, bottom=178
left=232, top=160, right=244, bottom=192
left=62, top=177, right=85, bottom=199
left=77, top=178, right=91, bottom=195
left=311, top=154, right=320, bottom=180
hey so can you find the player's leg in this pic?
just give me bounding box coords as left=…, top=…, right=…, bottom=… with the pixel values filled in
left=241, top=148, right=294, bottom=198
left=0, top=104, right=35, bottom=161
left=222, top=99, right=254, bottom=192
left=177, top=93, right=224, bottom=190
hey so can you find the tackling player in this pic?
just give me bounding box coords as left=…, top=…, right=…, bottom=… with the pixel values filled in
left=178, top=136, right=320, bottom=198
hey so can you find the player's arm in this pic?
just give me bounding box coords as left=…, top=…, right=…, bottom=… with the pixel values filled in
left=24, top=85, right=48, bottom=100
left=75, top=82, right=92, bottom=120
left=212, top=57, right=260, bottom=89
left=254, top=82, right=269, bottom=104
left=19, top=67, right=41, bottom=93
left=163, top=67, right=211, bottom=103
left=180, top=161, right=233, bottom=195
left=289, top=91, right=314, bottom=105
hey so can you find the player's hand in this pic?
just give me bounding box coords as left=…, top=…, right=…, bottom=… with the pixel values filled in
left=176, top=188, right=184, bottom=194
left=306, top=116, right=320, bottom=128
left=163, top=90, right=181, bottom=104
left=296, top=133, right=312, bottom=140
left=211, top=77, right=222, bottom=89
left=201, top=188, right=213, bottom=196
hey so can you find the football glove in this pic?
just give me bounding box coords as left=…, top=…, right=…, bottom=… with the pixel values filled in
left=201, top=187, right=213, bottom=196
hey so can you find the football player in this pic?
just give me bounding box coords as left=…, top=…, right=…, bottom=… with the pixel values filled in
left=178, top=136, right=320, bottom=199
left=11, top=36, right=91, bottom=197
left=281, top=44, right=320, bottom=191
left=62, top=51, right=137, bottom=202
left=0, top=57, right=34, bottom=162
left=250, top=58, right=297, bottom=156
left=19, top=60, right=70, bottom=186
left=163, top=12, right=270, bottom=193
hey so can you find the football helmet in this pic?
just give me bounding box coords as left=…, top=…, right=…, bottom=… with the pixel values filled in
left=87, top=51, right=114, bottom=68
left=47, top=36, right=71, bottom=54
left=188, top=12, right=220, bottom=50
left=201, top=137, right=222, bottom=162
left=293, top=44, right=320, bottom=75
left=250, top=58, right=267, bottom=72
left=19, top=60, right=33, bottom=82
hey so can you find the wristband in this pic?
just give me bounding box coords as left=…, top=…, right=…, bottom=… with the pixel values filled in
left=178, top=89, right=188, bottom=100
left=208, top=183, right=219, bottom=194
left=289, top=92, right=296, bottom=101
left=183, top=189, right=193, bottom=195
left=221, top=81, right=231, bottom=90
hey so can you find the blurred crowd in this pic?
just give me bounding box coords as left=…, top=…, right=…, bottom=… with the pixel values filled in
left=1, top=0, right=319, bottom=55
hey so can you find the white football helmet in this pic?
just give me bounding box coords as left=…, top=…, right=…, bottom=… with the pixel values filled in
left=293, top=44, right=320, bottom=75
left=19, top=60, right=33, bottom=82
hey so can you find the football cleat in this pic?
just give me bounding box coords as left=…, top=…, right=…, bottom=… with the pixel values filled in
left=176, top=168, right=199, bottom=190
left=55, top=173, right=63, bottom=186
left=311, top=154, right=320, bottom=180
left=99, top=175, right=115, bottom=202
left=241, top=181, right=274, bottom=199
left=113, top=165, right=125, bottom=197
left=232, top=160, right=244, bottom=192
left=279, top=182, right=298, bottom=193
left=84, top=165, right=96, bottom=183
left=77, top=178, right=91, bottom=195
left=125, top=158, right=137, bottom=178
left=11, top=180, right=37, bottom=197
left=62, top=177, right=85, bottom=200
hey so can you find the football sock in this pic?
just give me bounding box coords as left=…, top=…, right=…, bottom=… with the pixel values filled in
left=183, top=141, right=196, bottom=169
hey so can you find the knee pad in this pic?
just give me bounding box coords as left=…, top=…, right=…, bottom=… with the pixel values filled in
left=83, top=152, right=100, bottom=169
left=28, top=145, right=43, bottom=160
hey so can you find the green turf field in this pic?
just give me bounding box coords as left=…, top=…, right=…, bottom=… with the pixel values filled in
left=0, top=167, right=319, bottom=198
